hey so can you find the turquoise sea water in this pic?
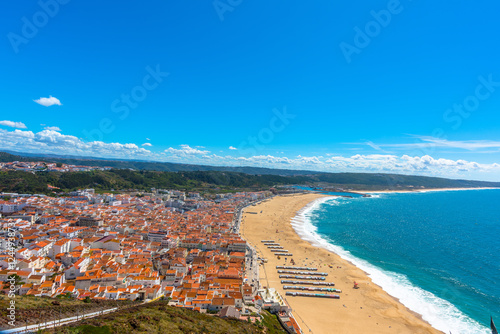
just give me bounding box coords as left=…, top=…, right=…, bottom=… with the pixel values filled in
left=292, top=189, right=500, bottom=334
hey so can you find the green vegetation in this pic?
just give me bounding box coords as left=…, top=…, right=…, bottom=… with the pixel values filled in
left=54, top=325, right=112, bottom=334
left=2, top=151, right=500, bottom=195
left=40, top=302, right=286, bottom=334
left=0, top=151, right=307, bottom=176
left=261, top=311, right=290, bottom=334
left=0, top=295, right=138, bottom=329
left=1, top=167, right=500, bottom=196
left=0, top=152, right=30, bottom=162
left=310, top=172, right=500, bottom=190
left=0, top=169, right=306, bottom=194
left=0, top=295, right=85, bottom=310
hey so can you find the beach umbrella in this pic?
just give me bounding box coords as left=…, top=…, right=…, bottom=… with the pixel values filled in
left=492, top=316, right=498, bottom=334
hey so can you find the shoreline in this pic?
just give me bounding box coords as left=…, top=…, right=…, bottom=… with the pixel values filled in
left=358, top=187, right=500, bottom=194
left=241, top=193, right=443, bottom=334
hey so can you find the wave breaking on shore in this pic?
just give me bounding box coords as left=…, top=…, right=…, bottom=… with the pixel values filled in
left=290, top=196, right=490, bottom=334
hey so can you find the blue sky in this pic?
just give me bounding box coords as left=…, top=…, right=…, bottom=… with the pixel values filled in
left=1, top=0, right=500, bottom=180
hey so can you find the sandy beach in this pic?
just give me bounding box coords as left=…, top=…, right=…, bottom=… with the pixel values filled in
left=241, top=193, right=443, bottom=334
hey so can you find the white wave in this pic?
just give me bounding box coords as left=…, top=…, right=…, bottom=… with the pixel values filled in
left=290, top=197, right=490, bottom=334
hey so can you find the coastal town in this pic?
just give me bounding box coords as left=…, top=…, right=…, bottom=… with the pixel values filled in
left=0, top=188, right=303, bottom=333
left=0, top=161, right=111, bottom=173
left=1, top=167, right=495, bottom=333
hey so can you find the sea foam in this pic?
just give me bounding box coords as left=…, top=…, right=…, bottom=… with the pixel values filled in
left=290, top=196, right=490, bottom=334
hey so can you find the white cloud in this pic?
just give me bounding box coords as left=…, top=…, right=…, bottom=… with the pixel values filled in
left=0, top=120, right=27, bottom=129
left=146, top=138, right=151, bottom=141
left=44, top=126, right=61, bottom=132
left=34, top=96, right=62, bottom=107
left=297, top=155, right=323, bottom=164
left=0, top=129, right=151, bottom=159
left=364, top=140, right=391, bottom=153
left=362, top=136, right=500, bottom=152
left=365, top=141, right=382, bottom=151
left=237, top=155, right=293, bottom=165
left=229, top=146, right=237, bottom=150
left=142, top=143, right=152, bottom=147
left=0, top=127, right=498, bottom=180
left=165, top=145, right=210, bottom=156
left=415, top=136, right=500, bottom=150
left=218, top=153, right=499, bottom=178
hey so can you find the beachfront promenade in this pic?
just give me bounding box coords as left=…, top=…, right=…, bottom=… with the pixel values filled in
left=233, top=198, right=266, bottom=291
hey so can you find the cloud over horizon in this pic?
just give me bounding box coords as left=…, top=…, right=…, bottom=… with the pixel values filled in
left=0, top=127, right=499, bottom=181
left=165, top=145, right=210, bottom=157
left=34, top=96, right=62, bottom=107
left=0, top=128, right=151, bottom=159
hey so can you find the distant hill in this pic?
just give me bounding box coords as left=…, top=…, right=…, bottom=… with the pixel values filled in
left=0, top=151, right=31, bottom=162
left=310, top=172, right=500, bottom=190
left=0, top=150, right=317, bottom=176
left=0, top=169, right=308, bottom=194
left=1, top=151, right=500, bottom=193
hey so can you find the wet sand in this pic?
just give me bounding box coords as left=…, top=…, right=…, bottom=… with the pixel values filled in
left=241, top=193, right=443, bottom=334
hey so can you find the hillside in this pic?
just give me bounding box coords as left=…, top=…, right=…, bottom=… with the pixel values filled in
left=0, top=169, right=309, bottom=194
left=0, top=295, right=138, bottom=330
left=0, top=151, right=317, bottom=176
left=311, top=172, right=500, bottom=190
left=0, top=152, right=31, bottom=162
left=40, top=301, right=286, bottom=334
left=1, top=151, right=500, bottom=194
left=0, top=296, right=286, bottom=334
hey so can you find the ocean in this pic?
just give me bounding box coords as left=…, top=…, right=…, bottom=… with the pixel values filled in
left=291, top=189, right=500, bottom=334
